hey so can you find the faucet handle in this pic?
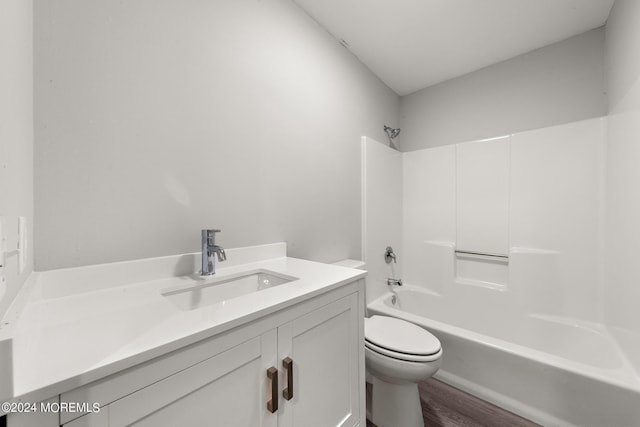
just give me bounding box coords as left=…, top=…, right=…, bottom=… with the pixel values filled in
left=216, top=246, right=227, bottom=262
left=204, top=229, right=222, bottom=234
left=202, top=229, right=222, bottom=246
left=384, top=246, right=397, bottom=264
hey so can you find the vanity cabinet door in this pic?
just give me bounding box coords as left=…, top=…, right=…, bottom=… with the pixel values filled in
left=277, top=293, right=361, bottom=427
left=70, top=331, right=278, bottom=427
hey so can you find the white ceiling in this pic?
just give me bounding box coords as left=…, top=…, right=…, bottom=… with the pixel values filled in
left=293, top=0, right=615, bottom=96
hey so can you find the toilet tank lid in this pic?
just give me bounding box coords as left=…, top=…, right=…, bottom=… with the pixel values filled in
left=365, top=315, right=441, bottom=356
left=331, top=259, right=366, bottom=269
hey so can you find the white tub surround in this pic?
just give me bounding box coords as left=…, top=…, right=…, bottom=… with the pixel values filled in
left=0, top=243, right=366, bottom=426
left=361, top=136, right=403, bottom=305
left=361, top=117, right=640, bottom=426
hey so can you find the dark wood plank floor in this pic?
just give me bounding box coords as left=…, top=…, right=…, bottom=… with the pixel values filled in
left=367, top=378, right=540, bottom=427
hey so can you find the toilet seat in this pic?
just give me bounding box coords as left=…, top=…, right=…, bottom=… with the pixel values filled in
left=365, top=316, right=441, bottom=362
left=365, top=340, right=442, bottom=362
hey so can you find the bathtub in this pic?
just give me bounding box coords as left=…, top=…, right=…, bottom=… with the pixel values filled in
left=367, top=286, right=640, bottom=427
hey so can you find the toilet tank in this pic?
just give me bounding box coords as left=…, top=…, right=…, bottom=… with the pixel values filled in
left=331, top=259, right=366, bottom=270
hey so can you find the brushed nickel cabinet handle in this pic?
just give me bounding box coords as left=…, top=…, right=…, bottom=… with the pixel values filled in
left=267, top=366, right=278, bottom=413
left=282, top=357, right=293, bottom=400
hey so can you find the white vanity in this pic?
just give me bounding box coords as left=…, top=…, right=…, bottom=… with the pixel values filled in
left=1, top=243, right=366, bottom=427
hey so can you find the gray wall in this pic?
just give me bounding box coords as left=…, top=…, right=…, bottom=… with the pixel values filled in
left=0, top=0, right=33, bottom=317
left=399, top=28, right=606, bottom=151
left=34, top=0, right=399, bottom=270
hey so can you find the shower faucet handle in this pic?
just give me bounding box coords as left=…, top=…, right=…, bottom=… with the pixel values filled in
left=384, top=246, right=397, bottom=264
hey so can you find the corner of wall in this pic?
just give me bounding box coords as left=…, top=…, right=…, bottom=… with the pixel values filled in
left=0, top=0, right=34, bottom=320
left=603, top=0, right=640, bottom=333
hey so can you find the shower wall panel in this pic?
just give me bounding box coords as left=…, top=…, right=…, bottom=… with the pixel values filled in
left=400, top=117, right=605, bottom=323
left=361, top=137, right=403, bottom=305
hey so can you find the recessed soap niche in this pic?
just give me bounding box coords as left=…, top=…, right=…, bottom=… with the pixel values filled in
left=455, top=250, right=509, bottom=290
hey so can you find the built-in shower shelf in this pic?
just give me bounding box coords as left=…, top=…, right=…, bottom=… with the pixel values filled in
left=454, top=250, right=509, bottom=260
left=455, top=249, right=509, bottom=290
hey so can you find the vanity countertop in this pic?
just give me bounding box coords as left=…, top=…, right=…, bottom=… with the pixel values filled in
left=0, top=243, right=366, bottom=404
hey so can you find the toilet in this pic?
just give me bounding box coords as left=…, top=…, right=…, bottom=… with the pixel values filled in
left=365, top=315, right=442, bottom=427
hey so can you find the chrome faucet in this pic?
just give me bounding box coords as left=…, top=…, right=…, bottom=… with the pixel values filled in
left=201, top=229, right=226, bottom=276
left=384, top=246, right=402, bottom=287
left=387, top=278, right=403, bottom=287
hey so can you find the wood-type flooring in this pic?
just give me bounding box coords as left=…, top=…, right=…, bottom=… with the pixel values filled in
left=366, top=378, right=541, bottom=427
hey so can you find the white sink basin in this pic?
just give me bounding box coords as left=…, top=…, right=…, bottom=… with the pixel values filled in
left=162, top=269, right=298, bottom=310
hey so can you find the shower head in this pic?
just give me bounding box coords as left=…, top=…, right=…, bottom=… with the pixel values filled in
left=384, top=125, right=401, bottom=149
left=384, top=125, right=401, bottom=140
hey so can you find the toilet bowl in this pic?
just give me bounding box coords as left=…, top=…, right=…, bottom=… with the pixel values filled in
left=365, top=315, right=442, bottom=427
